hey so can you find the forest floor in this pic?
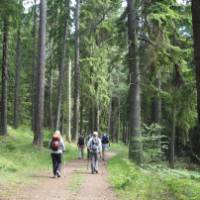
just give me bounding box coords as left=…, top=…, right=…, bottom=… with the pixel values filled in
left=1, top=153, right=117, bottom=200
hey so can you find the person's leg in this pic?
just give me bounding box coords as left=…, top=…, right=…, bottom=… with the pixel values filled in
left=94, top=152, right=98, bottom=173
left=81, top=147, right=84, bottom=159
left=102, top=147, right=105, bottom=160
left=78, top=147, right=82, bottom=159
left=56, top=154, right=62, bottom=177
left=87, top=148, right=90, bottom=160
left=91, top=152, right=95, bottom=174
left=51, top=154, right=57, bottom=177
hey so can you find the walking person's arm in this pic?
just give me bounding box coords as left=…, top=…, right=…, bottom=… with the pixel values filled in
left=98, top=138, right=102, bottom=159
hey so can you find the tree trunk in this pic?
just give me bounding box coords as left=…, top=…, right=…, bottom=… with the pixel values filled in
left=72, top=0, right=80, bottom=141
left=151, top=78, right=162, bottom=124
left=151, top=77, right=162, bottom=147
left=80, top=104, right=83, bottom=135
left=46, top=68, right=54, bottom=129
left=0, top=18, right=9, bottom=136
left=55, top=12, right=68, bottom=130
left=107, top=99, right=112, bottom=134
left=116, top=98, right=121, bottom=142
left=33, top=0, right=46, bottom=147
left=169, top=105, right=176, bottom=168
left=66, top=59, right=72, bottom=141
left=127, top=0, right=142, bottom=164
left=192, top=0, right=200, bottom=127
left=109, top=98, right=117, bottom=142
left=89, top=104, right=95, bottom=134
left=13, top=25, right=21, bottom=128
left=32, top=0, right=38, bottom=132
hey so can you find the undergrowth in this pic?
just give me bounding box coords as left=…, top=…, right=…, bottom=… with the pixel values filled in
left=108, top=143, right=200, bottom=200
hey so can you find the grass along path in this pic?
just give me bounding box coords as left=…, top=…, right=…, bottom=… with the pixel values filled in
left=108, top=144, right=200, bottom=200
left=0, top=126, right=77, bottom=199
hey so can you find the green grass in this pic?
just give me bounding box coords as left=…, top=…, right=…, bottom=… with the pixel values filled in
left=108, top=144, right=200, bottom=200
left=0, top=126, right=77, bottom=187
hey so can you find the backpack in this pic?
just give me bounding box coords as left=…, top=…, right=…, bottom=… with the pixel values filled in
left=102, top=135, right=109, bottom=144
left=50, top=137, right=61, bottom=151
left=78, top=136, right=84, bottom=146
left=90, top=138, right=99, bottom=153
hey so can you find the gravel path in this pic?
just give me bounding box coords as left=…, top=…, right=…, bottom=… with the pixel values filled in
left=2, top=153, right=117, bottom=200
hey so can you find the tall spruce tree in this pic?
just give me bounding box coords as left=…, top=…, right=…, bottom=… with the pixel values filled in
left=33, top=0, right=46, bottom=147
left=127, top=0, right=142, bottom=163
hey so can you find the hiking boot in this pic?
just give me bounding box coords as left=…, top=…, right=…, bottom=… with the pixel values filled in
left=56, top=170, right=61, bottom=178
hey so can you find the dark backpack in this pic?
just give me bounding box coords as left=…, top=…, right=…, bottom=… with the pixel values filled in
left=78, top=136, right=84, bottom=146
left=50, top=137, right=61, bottom=151
left=90, top=138, right=99, bottom=153
left=102, top=135, right=109, bottom=144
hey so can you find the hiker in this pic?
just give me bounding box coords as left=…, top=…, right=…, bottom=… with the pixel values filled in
left=49, top=130, right=65, bottom=178
left=101, top=133, right=110, bottom=161
left=85, top=133, right=92, bottom=160
left=77, top=134, right=85, bottom=159
left=87, top=131, right=102, bottom=174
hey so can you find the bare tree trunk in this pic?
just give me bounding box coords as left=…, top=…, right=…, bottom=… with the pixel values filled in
left=0, top=18, right=9, bottom=136
left=89, top=105, right=95, bottom=134
left=66, top=59, right=72, bottom=141
left=13, top=25, right=21, bottom=128
left=80, top=104, right=83, bottom=135
left=169, top=105, right=176, bottom=168
left=107, top=99, right=112, bottom=134
left=56, top=12, right=68, bottom=130
left=151, top=78, right=162, bottom=124
left=33, top=0, right=46, bottom=147
left=32, top=0, right=38, bottom=132
left=46, top=68, right=54, bottom=129
left=127, top=0, right=142, bottom=164
left=151, top=76, right=162, bottom=147
left=117, top=98, right=121, bottom=142
left=192, top=0, right=200, bottom=127
left=72, top=0, right=80, bottom=141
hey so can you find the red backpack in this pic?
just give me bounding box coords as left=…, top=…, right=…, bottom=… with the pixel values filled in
left=50, top=137, right=61, bottom=151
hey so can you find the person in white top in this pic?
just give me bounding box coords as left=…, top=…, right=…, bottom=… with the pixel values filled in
left=87, top=131, right=102, bottom=174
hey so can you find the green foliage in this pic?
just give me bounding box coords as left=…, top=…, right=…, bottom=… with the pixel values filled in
left=108, top=144, right=200, bottom=200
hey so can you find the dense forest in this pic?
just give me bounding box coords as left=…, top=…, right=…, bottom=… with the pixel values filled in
left=2, top=0, right=200, bottom=199
left=0, top=0, right=200, bottom=169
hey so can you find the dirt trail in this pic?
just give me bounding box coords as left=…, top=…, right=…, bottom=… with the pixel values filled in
left=3, top=153, right=117, bottom=200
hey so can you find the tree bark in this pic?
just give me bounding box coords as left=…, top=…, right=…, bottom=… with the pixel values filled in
left=66, top=59, right=72, bottom=141
left=89, top=104, right=95, bottom=134
left=33, top=0, right=46, bottom=147
left=55, top=11, right=68, bottom=130
left=151, top=78, right=161, bottom=124
left=46, top=68, right=54, bottom=129
left=72, top=0, right=80, bottom=141
left=32, top=0, right=38, bottom=132
left=0, top=18, right=9, bottom=136
left=169, top=105, right=176, bottom=168
left=13, top=24, right=21, bottom=129
left=127, top=0, right=142, bottom=164
left=192, top=0, right=200, bottom=127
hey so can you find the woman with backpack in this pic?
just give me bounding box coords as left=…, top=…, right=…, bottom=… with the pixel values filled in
left=87, top=131, right=102, bottom=174
left=49, top=130, right=65, bottom=178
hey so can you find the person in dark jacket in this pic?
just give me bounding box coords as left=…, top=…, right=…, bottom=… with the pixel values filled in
left=49, top=130, right=65, bottom=178
left=77, top=135, right=85, bottom=159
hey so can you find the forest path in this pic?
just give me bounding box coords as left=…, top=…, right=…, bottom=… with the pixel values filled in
left=7, top=153, right=117, bottom=200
